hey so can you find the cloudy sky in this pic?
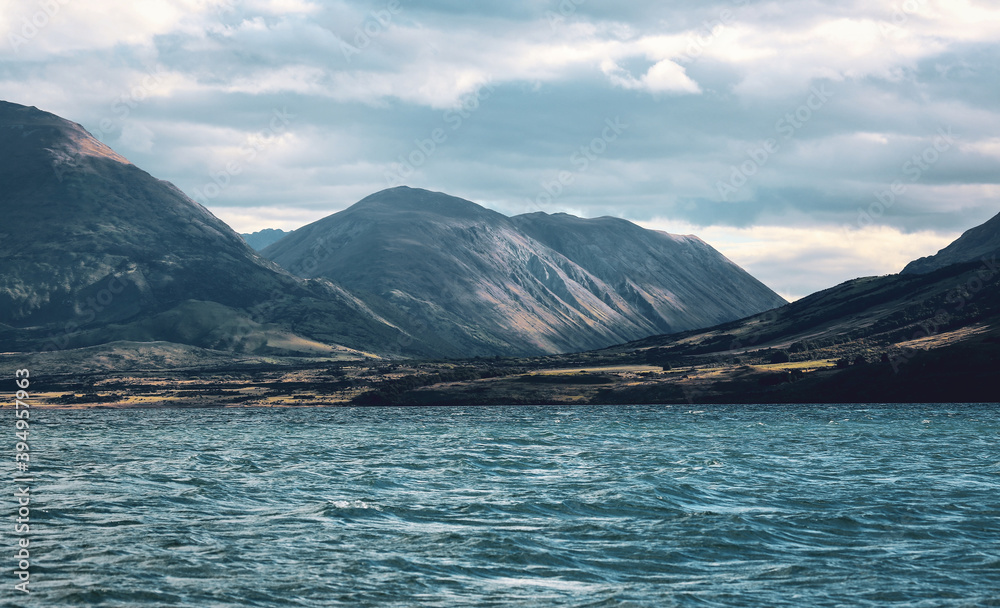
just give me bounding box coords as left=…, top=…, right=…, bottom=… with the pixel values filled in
left=2, top=0, right=999, bottom=300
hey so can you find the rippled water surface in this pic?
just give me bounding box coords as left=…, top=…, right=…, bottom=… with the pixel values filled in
left=13, top=404, right=1000, bottom=606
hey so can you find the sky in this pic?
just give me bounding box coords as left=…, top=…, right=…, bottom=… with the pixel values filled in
left=2, top=0, right=999, bottom=300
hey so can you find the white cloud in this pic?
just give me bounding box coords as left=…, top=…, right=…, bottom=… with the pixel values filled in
left=223, top=65, right=330, bottom=96
left=962, top=138, right=1000, bottom=160
left=638, top=220, right=958, bottom=301
left=243, top=0, right=320, bottom=15
left=601, top=58, right=700, bottom=94
left=211, top=205, right=323, bottom=233
left=1, top=0, right=213, bottom=58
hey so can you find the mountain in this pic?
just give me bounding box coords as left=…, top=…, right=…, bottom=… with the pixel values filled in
left=364, top=256, right=1000, bottom=406
left=248, top=217, right=1000, bottom=407
left=509, top=212, right=785, bottom=332
left=0, top=101, right=786, bottom=362
left=903, top=210, right=1000, bottom=274
left=597, top=208, right=1000, bottom=369
left=622, top=260, right=999, bottom=360
left=567, top=234, right=1000, bottom=403
left=262, top=187, right=786, bottom=357
left=590, top=212, right=1000, bottom=403
left=241, top=228, right=290, bottom=251
left=0, top=101, right=404, bottom=356
left=391, top=248, right=1000, bottom=406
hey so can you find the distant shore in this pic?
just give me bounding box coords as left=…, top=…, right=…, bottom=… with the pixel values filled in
left=11, top=343, right=998, bottom=409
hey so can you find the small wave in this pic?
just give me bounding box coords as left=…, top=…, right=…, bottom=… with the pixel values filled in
left=326, top=499, right=383, bottom=511
left=489, top=577, right=605, bottom=592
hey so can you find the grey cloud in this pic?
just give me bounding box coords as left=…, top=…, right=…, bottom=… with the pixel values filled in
left=3, top=0, right=998, bottom=299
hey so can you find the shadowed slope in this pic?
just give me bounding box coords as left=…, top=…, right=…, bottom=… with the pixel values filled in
left=903, top=210, right=1000, bottom=274
left=0, top=101, right=404, bottom=355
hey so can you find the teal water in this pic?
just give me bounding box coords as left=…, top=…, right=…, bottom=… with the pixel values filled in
left=11, top=404, right=1000, bottom=607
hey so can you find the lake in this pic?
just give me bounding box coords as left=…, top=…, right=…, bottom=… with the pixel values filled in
left=17, top=404, right=1000, bottom=606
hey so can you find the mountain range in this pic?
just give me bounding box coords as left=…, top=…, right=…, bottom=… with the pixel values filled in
left=347, top=213, right=1000, bottom=406
left=261, top=187, right=786, bottom=357
left=1, top=100, right=996, bottom=403
left=0, top=101, right=785, bottom=359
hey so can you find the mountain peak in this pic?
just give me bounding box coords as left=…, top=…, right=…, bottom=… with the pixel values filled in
left=0, top=100, right=130, bottom=166
left=343, top=186, right=505, bottom=222
left=0, top=100, right=61, bottom=124
left=1, top=101, right=407, bottom=357
left=241, top=228, right=291, bottom=251
left=902, top=210, right=1000, bottom=274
